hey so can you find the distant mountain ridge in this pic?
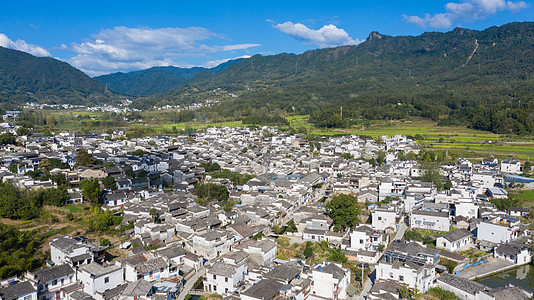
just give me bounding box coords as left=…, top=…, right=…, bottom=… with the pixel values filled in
left=135, top=21, right=534, bottom=134
left=94, top=58, right=243, bottom=96
left=0, top=46, right=110, bottom=106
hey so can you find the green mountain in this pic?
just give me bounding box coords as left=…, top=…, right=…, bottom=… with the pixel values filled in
left=0, top=46, right=110, bottom=106
left=142, top=22, right=534, bottom=134
left=93, top=58, right=242, bottom=96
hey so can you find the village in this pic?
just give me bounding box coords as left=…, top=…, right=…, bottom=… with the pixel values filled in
left=1, top=119, right=534, bottom=300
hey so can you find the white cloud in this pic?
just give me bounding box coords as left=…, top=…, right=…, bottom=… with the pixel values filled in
left=203, top=55, right=251, bottom=69
left=273, top=22, right=361, bottom=48
left=405, top=0, right=528, bottom=29
left=0, top=33, right=50, bottom=57
left=67, top=26, right=260, bottom=76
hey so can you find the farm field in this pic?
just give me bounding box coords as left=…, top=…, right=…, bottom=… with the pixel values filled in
left=285, top=116, right=534, bottom=160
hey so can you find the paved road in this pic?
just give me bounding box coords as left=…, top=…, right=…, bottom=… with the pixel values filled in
left=356, top=268, right=375, bottom=300
left=178, top=267, right=206, bottom=300
left=394, top=217, right=407, bottom=241
left=457, top=258, right=514, bottom=279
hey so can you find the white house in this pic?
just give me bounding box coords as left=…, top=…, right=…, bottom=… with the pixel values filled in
left=78, top=263, right=124, bottom=300
left=375, top=242, right=439, bottom=293
left=49, top=236, right=107, bottom=267
left=311, top=262, right=351, bottom=300
left=494, top=244, right=531, bottom=265
left=118, top=254, right=169, bottom=282
left=376, top=259, right=435, bottom=293
left=203, top=261, right=247, bottom=295
left=436, top=229, right=472, bottom=252
left=436, top=273, right=492, bottom=300
left=410, top=210, right=450, bottom=232
left=25, top=264, right=76, bottom=300
left=477, top=216, right=524, bottom=244
left=349, top=225, right=385, bottom=252
left=235, top=238, right=277, bottom=267
left=190, top=230, right=235, bottom=260
left=372, top=207, right=398, bottom=231
left=501, top=159, right=522, bottom=174
left=0, top=281, right=37, bottom=300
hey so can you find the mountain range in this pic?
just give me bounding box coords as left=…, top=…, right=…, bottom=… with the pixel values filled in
left=0, top=22, right=533, bottom=133
left=93, top=59, right=242, bottom=96
left=0, top=46, right=110, bottom=105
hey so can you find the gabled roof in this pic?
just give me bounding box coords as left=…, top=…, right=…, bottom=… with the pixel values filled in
left=437, top=229, right=472, bottom=243
left=242, top=279, right=283, bottom=300
left=0, top=281, right=36, bottom=300
left=437, top=273, right=488, bottom=295
left=31, top=264, right=75, bottom=283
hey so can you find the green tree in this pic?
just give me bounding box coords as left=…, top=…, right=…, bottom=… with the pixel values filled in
left=79, top=178, right=101, bottom=204
left=16, top=127, right=31, bottom=136
left=101, top=176, right=117, bottom=191
left=444, top=179, right=453, bottom=190
left=76, top=149, right=94, bottom=166
left=149, top=208, right=159, bottom=223
left=9, top=163, right=17, bottom=174
left=325, top=194, right=361, bottom=231
left=421, top=162, right=444, bottom=189
left=524, top=161, right=532, bottom=173
left=327, top=247, right=347, bottom=263
left=0, top=133, right=16, bottom=145
left=304, top=244, right=313, bottom=259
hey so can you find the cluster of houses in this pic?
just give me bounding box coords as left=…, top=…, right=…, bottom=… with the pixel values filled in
left=0, top=124, right=534, bottom=300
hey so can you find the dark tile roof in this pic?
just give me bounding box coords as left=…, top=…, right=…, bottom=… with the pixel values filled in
left=0, top=281, right=36, bottom=300
left=242, top=279, right=284, bottom=300
left=437, top=273, right=488, bottom=295
left=437, top=228, right=472, bottom=242
left=31, top=264, right=74, bottom=283
left=264, top=263, right=301, bottom=283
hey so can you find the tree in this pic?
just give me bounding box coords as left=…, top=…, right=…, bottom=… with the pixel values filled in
left=420, top=162, right=444, bottom=190
left=8, top=163, right=17, bottom=174
left=101, top=176, right=117, bottom=191
left=524, top=161, right=532, bottom=173
left=444, top=179, right=453, bottom=190
left=46, top=115, right=55, bottom=131
left=328, top=247, right=347, bottom=263
left=325, top=194, right=361, bottom=231
left=38, top=159, right=52, bottom=172
left=0, top=133, right=16, bottom=145
left=304, top=243, right=313, bottom=259
left=16, top=127, right=31, bottom=136
left=149, top=208, right=159, bottom=223
left=76, top=149, right=94, bottom=166
left=79, top=179, right=101, bottom=204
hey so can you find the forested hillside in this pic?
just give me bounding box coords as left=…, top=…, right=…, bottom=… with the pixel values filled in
left=137, top=22, right=534, bottom=134
left=94, top=58, right=242, bottom=96
left=0, top=47, right=110, bottom=106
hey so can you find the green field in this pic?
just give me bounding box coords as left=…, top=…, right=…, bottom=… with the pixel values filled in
left=284, top=117, right=534, bottom=160
left=42, top=110, right=533, bottom=160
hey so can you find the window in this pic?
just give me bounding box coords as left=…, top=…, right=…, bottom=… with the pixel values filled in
left=360, top=239, right=364, bottom=244
left=378, top=217, right=382, bottom=220
left=225, top=277, right=228, bottom=282
left=214, top=286, right=217, bottom=291
left=24, top=295, right=32, bottom=300
left=104, top=277, right=109, bottom=283
left=390, top=272, right=394, bottom=278
left=213, top=275, right=217, bottom=280
left=399, top=275, right=404, bottom=281
left=52, top=280, right=57, bottom=286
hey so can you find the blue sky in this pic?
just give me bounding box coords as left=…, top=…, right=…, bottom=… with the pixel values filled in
left=0, top=0, right=532, bottom=76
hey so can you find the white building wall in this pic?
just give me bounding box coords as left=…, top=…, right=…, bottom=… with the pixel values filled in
left=372, top=210, right=397, bottom=231
left=477, top=222, right=513, bottom=244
